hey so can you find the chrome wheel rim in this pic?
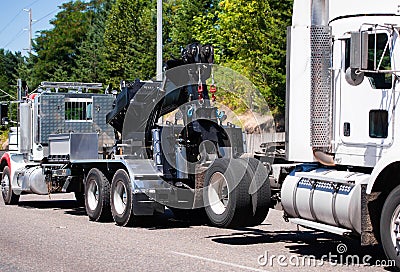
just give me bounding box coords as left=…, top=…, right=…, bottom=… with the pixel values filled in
left=390, top=204, right=400, bottom=254
left=208, top=172, right=229, bottom=215
left=1, top=174, right=10, bottom=199
left=87, top=179, right=99, bottom=211
left=113, top=180, right=127, bottom=215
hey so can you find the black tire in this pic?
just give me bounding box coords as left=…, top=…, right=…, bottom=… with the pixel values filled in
left=1, top=166, right=19, bottom=205
left=380, top=184, right=400, bottom=269
left=74, top=191, right=85, bottom=207
left=111, top=169, right=135, bottom=227
left=203, top=158, right=252, bottom=228
left=239, top=158, right=271, bottom=226
left=84, top=168, right=112, bottom=222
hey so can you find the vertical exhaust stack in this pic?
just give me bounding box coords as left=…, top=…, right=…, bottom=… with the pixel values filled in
left=309, top=0, right=333, bottom=156
left=19, top=102, right=32, bottom=158
left=311, top=0, right=329, bottom=25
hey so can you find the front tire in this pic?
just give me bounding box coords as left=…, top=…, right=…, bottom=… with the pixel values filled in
left=85, top=168, right=112, bottom=222
left=1, top=166, right=19, bottom=205
left=203, top=158, right=251, bottom=228
left=380, top=184, right=400, bottom=269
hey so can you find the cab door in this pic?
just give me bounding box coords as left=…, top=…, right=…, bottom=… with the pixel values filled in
left=338, top=31, right=394, bottom=149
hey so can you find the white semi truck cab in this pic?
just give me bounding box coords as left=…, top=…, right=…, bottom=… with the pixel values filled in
left=281, top=0, right=400, bottom=266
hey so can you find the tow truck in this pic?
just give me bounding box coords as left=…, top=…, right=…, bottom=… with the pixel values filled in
left=0, top=44, right=270, bottom=228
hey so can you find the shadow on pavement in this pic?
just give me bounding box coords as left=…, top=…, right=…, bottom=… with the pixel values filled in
left=126, top=209, right=208, bottom=230
left=18, top=200, right=87, bottom=216
left=16, top=200, right=207, bottom=229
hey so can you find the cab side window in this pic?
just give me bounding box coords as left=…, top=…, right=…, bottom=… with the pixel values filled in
left=344, top=33, right=392, bottom=89
left=365, top=33, right=392, bottom=89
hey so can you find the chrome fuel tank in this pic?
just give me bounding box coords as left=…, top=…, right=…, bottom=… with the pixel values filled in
left=281, top=169, right=369, bottom=234
left=15, top=166, right=48, bottom=195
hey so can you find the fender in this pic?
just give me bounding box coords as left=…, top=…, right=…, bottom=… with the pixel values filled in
left=1, top=152, right=27, bottom=195
left=0, top=152, right=11, bottom=171
left=367, top=149, right=400, bottom=194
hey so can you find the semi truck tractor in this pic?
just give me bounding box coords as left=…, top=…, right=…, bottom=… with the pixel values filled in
left=0, top=45, right=270, bottom=229
left=4, top=0, right=400, bottom=268
left=272, top=0, right=400, bottom=268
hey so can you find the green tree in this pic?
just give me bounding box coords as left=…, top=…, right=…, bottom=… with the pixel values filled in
left=0, top=49, right=24, bottom=98
left=30, top=1, right=92, bottom=86
left=193, top=0, right=292, bottom=115
left=163, top=0, right=217, bottom=58
left=72, top=0, right=115, bottom=84
left=103, top=0, right=156, bottom=87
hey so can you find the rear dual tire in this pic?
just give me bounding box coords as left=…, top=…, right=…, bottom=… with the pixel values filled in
left=203, top=158, right=252, bottom=228
left=85, top=168, right=112, bottom=222
left=84, top=168, right=149, bottom=227
left=240, top=158, right=271, bottom=226
left=110, top=169, right=136, bottom=227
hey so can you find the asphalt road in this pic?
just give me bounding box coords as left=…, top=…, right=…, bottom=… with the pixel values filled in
left=0, top=194, right=395, bottom=272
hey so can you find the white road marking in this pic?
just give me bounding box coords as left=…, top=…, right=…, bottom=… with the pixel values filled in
left=171, top=251, right=268, bottom=272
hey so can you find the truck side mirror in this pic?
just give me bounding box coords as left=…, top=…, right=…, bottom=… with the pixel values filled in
left=0, top=103, right=8, bottom=125
left=346, top=32, right=368, bottom=86
left=350, top=31, right=369, bottom=70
